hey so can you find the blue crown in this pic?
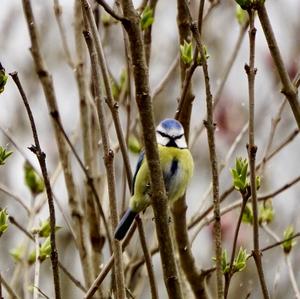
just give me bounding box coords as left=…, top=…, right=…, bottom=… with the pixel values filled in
left=159, top=118, right=182, bottom=130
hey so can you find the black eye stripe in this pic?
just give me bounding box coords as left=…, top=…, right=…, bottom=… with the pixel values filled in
left=157, top=130, right=169, bottom=138
left=157, top=130, right=184, bottom=140
left=174, top=134, right=184, bottom=140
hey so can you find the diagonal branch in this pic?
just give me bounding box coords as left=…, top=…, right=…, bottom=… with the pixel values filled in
left=10, top=71, right=61, bottom=299
left=21, top=0, right=92, bottom=288
left=95, top=0, right=126, bottom=22
left=257, top=3, right=300, bottom=130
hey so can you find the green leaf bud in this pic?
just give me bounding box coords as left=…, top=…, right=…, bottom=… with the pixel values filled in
left=0, top=146, right=13, bottom=165
left=282, top=225, right=296, bottom=254
left=0, top=208, right=9, bottom=236
left=180, top=40, right=193, bottom=65
left=0, top=63, right=8, bottom=94
left=24, top=161, right=45, bottom=196
left=141, top=6, right=154, bottom=30
left=128, top=135, right=142, bottom=154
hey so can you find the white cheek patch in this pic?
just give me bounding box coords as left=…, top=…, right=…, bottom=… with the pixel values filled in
left=156, top=134, right=169, bottom=146
left=175, top=137, right=187, bottom=149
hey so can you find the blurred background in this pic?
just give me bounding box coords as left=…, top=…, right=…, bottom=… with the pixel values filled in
left=1, top=0, right=300, bottom=298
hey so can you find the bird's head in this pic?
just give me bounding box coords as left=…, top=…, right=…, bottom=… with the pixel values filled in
left=156, top=119, right=187, bottom=148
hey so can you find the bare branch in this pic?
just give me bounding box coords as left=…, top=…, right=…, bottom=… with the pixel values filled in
left=21, top=0, right=90, bottom=288
left=257, top=3, right=300, bottom=130
left=81, top=2, right=126, bottom=297
left=53, top=0, right=75, bottom=68
left=0, top=274, right=21, bottom=299
left=10, top=71, right=61, bottom=299
left=95, top=0, right=126, bottom=22
left=183, top=2, right=223, bottom=296
left=246, top=10, right=269, bottom=298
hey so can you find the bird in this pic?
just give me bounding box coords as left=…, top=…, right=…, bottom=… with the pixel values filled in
left=114, top=118, right=194, bottom=241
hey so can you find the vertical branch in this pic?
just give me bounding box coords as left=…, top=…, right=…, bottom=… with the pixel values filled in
left=182, top=2, right=223, bottom=297
left=74, top=1, right=103, bottom=284
left=53, top=0, right=75, bottom=68
left=10, top=72, right=61, bottom=299
left=118, top=17, right=159, bottom=295
left=173, top=2, right=208, bottom=298
left=256, top=3, right=300, bottom=130
left=246, top=10, right=270, bottom=299
left=120, top=0, right=183, bottom=298
left=81, top=2, right=126, bottom=297
left=143, top=0, right=158, bottom=65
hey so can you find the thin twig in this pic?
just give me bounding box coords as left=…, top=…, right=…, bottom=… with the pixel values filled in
left=53, top=0, right=75, bottom=68
left=0, top=275, right=21, bottom=299
left=258, top=175, right=300, bottom=201
left=81, top=2, right=126, bottom=298
left=33, top=287, right=50, bottom=299
left=89, top=0, right=132, bottom=186
left=262, top=225, right=300, bottom=299
left=183, top=2, right=223, bottom=296
left=50, top=111, right=112, bottom=251
left=151, top=55, right=179, bottom=101
left=257, top=3, right=300, bottom=130
left=246, top=10, right=269, bottom=299
left=261, top=232, right=300, bottom=253
left=21, top=0, right=87, bottom=290
left=10, top=71, right=61, bottom=299
left=95, top=0, right=126, bottom=22
left=10, top=72, right=61, bottom=299
left=0, top=183, right=30, bottom=214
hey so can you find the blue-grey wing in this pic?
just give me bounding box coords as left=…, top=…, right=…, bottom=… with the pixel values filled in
left=131, top=151, right=145, bottom=195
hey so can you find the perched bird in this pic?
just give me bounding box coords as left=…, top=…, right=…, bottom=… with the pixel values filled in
left=114, top=118, right=194, bottom=240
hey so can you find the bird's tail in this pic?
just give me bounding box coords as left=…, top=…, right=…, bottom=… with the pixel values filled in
left=114, top=209, right=137, bottom=241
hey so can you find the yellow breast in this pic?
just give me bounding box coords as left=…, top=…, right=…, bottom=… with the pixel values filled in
left=130, top=145, right=194, bottom=212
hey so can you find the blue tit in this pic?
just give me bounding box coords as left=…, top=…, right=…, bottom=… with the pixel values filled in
left=114, top=118, right=194, bottom=240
